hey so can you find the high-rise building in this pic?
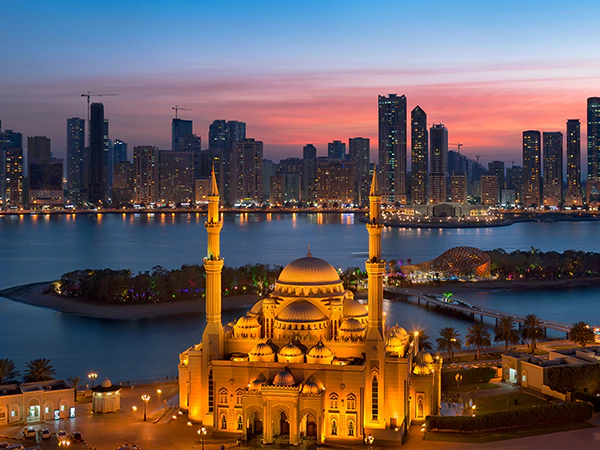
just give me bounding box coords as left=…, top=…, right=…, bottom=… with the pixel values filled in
left=159, top=151, right=194, bottom=204
left=4, top=147, right=23, bottom=208
left=429, top=124, right=448, bottom=204
left=232, top=138, right=263, bottom=203
left=449, top=174, right=467, bottom=203
left=522, top=130, right=541, bottom=208
left=378, top=94, right=407, bottom=204
left=113, top=161, right=134, bottom=206
left=411, top=106, right=428, bottom=205
left=565, top=120, right=582, bottom=206
left=262, top=159, right=275, bottom=200
left=104, top=119, right=113, bottom=203
left=315, top=159, right=355, bottom=207
left=113, top=139, right=128, bottom=164
left=543, top=132, right=563, bottom=207
left=269, top=175, right=284, bottom=206
left=88, top=103, right=106, bottom=205
left=1, top=127, right=23, bottom=207
left=172, top=118, right=193, bottom=152
left=327, top=140, right=346, bottom=160
left=488, top=161, right=505, bottom=191
left=481, top=175, right=499, bottom=205
left=505, top=165, right=523, bottom=203
left=302, top=144, right=317, bottom=203
left=28, top=159, right=64, bottom=208
left=349, top=137, right=370, bottom=205
left=133, top=146, right=159, bottom=205
left=587, top=97, right=600, bottom=181
left=66, top=118, right=85, bottom=194
left=27, top=136, right=51, bottom=166
left=208, top=120, right=246, bottom=152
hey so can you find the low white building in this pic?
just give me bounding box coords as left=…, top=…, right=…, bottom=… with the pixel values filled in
left=91, top=379, right=122, bottom=413
left=0, top=380, right=75, bottom=426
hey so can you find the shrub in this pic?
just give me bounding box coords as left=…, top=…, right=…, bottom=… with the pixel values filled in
left=441, top=367, right=497, bottom=387
left=426, top=402, right=593, bottom=433
left=573, top=392, right=600, bottom=412
left=546, top=363, right=600, bottom=395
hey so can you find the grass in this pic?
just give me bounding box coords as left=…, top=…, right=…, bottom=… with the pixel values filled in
left=473, top=392, right=548, bottom=415
left=424, top=421, right=594, bottom=443
left=443, top=382, right=501, bottom=394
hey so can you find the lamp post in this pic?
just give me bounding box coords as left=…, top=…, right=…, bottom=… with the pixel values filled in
left=455, top=373, right=463, bottom=393
left=141, top=394, right=151, bottom=421
left=197, top=426, right=207, bottom=450
left=88, top=372, right=98, bottom=388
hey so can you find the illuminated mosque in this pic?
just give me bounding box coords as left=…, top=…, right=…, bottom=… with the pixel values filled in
left=178, top=170, right=441, bottom=445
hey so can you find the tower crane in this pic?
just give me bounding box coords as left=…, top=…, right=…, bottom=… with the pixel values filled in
left=449, top=143, right=463, bottom=153
left=475, top=154, right=486, bottom=165
left=80, top=92, right=119, bottom=146
left=172, top=105, right=192, bottom=119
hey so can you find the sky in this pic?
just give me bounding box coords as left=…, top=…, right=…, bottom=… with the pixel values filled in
left=1, top=0, right=600, bottom=167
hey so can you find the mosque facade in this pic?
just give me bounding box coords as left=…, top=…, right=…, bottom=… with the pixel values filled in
left=178, top=170, right=441, bottom=445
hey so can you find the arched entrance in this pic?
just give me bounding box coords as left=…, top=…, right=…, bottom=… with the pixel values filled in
left=246, top=409, right=263, bottom=438
left=27, top=399, right=40, bottom=423
left=273, top=410, right=289, bottom=436
left=300, top=412, right=318, bottom=438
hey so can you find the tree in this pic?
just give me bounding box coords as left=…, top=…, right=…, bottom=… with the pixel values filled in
left=24, top=358, right=56, bottom=382
left=68, top=376, right=81, bottom=403
left=494, top=317, right=520, bottom=352
left=436, top=327, right=462, bottom=359
left=0, top=358, right=19, bottom=384
left=521, top=314, right=545, bottom=353
left=570, top=322, right=596, bottom=348
left=412, top=329, right=433, bottom=352
left=465, top=323, right=491, bottom=359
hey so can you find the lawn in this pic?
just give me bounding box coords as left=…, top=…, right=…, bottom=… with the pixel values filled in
left=472, top=392, right=548, bottom=414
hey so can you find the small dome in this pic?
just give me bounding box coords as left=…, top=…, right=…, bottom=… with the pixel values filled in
left=101, top=378, right=112, bottom=388
left=276, top=300, right=327, bottom=323
left=249, top=342, right=274, bottom=357
left=278, top=341, right=303, bottom=358
left=388, top=324, right=409, bottom=339
left=339, top=318, right=365, bottom=332
left=235, top=315, right=261, bottom=329
left=278, top=253, right=341, bottom=285
left=249, top=379, right=263, bottom=391
left=273, top=370, right=295, bottom=387
left=343, top=298, right=368, bottom=318
left=386, top=335, right=404, bottom=349
left=307, top=340, right=334, bottom=359
left=413, top=363, right=432, bottom=375
left=249, top=299, right=263, bottom=315
left=415, top=351, right=434, bottom=365
left=301, top=381, right=320, bottom=394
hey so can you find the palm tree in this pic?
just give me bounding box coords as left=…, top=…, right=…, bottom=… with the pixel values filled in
left=494, top=317, right=520, bottom=352
left=24, top=358, right=56, bottom=382
left=570, top=322, right=596, bottom=347
left=465, top=323, right=491, bottom=359
left=68, top=376, right=81, bottom=402
left=0, top=359, right=20, bottom=384
left=436, top=327, right=462, bottom=359
left=521, top=314, right=545, bottom=353
left=412, top=329, right=433, bottom=352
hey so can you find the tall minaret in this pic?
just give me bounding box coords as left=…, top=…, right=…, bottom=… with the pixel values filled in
left=365, top=168, right=386, bottom=339
left=202, top=166, right=224, bottom=356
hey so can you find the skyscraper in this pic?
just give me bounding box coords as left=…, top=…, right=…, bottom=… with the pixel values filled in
left=542, top=131, right=563, bottom=207
left=159, top=151, right=194, bottom=204
left=410, top=106, right=428, bottom=204
left=4, top=147, right=23, bottom=208
left=172, top=118, right=193, bottom=152
left=208, top=120, right=246, bottom=152
left=1, top=127, right=23, bottom=205
left=565, top=120, right=582, bottom=206
left=27, top=136, right=51, bottom=166
left=88, top=103, right=105, bottom=204
left=349, top=137, right=370, bottom=205
left=429, top=124, right=448, bottom=204
left=104, top=119, right=113, bottom=203
left=133, top=146, right=159, bottom=204
left=488, top=161, right=505, bottom=191
left=378, top=94, right=407, bottom=204
left=481, top=175, right=499, bottom=205
left=113, top=139, right=128, bottom=164
left=302, top=144, right=317, bottom=203
left=522, top=130, right=541, bottom=208
left=506, top=165, right=523, bottom=203
left=587, top=97, right=600, bottom=181
left=327, top=140, right=346, bottom=160
left=66, top=118, right=85, bottom=193
left=231, top=138, right=263, bottom=203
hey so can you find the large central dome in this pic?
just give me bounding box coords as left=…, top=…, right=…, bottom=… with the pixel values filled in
left=278, top=250, right=341, bottom=285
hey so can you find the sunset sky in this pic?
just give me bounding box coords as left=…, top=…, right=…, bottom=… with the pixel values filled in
left=2, top=0, right=600, bottom=167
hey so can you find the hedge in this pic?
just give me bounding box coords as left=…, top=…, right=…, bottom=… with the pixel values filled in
left=441, top=367, right=497, bottom=387
left=546, top=363, right=600, bottom=395
left=573, top=392, right=600, bottom=412
left=426, top=402, right=593, bottom=433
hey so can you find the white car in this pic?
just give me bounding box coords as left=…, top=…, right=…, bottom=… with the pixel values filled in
left=40, top=428, right=51, bottom=440
left=21, top=426, right=36, bottom=438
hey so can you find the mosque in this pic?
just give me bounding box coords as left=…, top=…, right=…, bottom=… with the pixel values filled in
left=178, top=170, right=441, bottom=446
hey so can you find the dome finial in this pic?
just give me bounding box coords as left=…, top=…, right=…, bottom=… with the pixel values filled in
left=306, top=244, right=312, bottom=257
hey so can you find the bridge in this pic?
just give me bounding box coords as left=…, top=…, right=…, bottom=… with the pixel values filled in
left=384, top=287, right=573, bottom=337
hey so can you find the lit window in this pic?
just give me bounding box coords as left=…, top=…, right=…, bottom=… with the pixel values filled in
left=372, top=375, right=379, bottom=420
left=331, top=418, right=338, bottom=436
left=221, top=414, right=227, bottom=430
left=348, top=419, right=355, bottom=436
left=329, top=393, right=339, bottom=410
left=236, top=415, right=243, bottom=431
left=347, top=394, right=356, bottom=410
left=219, top=388, right=228, bottom=404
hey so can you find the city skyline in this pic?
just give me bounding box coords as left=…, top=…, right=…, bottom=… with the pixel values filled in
left=1, top=1, right=600, bottom=166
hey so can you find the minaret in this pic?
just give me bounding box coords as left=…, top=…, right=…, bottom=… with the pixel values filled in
left=203, top=166, right=224, bottom=356
left=365, top=168, right=386, bottom=339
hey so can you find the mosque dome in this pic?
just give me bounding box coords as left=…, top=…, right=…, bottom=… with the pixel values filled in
left=339, top=318, right=365, bottom=333
left=387, top=324, right=409, bottom=339
left=248, top=342, right=274, bottom=358
left=301, top=381, right=320, bottom=394
left=101, top=378, right=112, bottom=388
left=308, top=340, right=333, bottom=359
left=277, top=250, right=341, bottom=286
left=386, top=335, right=404, bottom=349
left=343, top=298, right=368, bottom=318
left=235, top=315, right=261, bottom=329
left=273, top=370, right=296, bottom=387
left=276, top=300, right=327, bottom=323
left=415, top=351, right=434, bottom=365
left=249, top=379, right=264, bottom=391
left=249, top=299, right=264, bottom=315
left=277, top=342, right=304, bottom=363
left=412, top=364, right=432, bottom=375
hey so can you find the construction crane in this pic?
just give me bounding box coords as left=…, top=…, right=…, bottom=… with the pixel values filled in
left=80, top=92, right=119, bottom=146
left=172, top=105, right=191, bottom=119
left=475, top=154, right=486, bottom=165
left=449, top=143, right=463, bottom=153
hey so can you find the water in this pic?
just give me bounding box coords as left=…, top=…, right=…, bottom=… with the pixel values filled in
left=1, top=212, right=599, bottom=382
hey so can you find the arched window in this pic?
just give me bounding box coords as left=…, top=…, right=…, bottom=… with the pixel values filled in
left=219, top=388, right=228, bottom=404
left=236, top=415, right=243, bottom=431
left=372, top=375, right=379, bottom=420
left=348, top=419, right=355, bottom=436
left=236, top=389, right=243, bottom=405
left=221, top=413, right=227, bottom=430
left=208, top=370, right=214, bottom=412
left=347, top=394, right=356, bottom=410
left=329, top=393, right=339, bottom=410
left=331, top=418, right=338, bottom=436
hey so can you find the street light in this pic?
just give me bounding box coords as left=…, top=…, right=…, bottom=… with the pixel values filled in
left=88, top=372, right=98, bottom=388
left=141, top=394, right=151, bottom=421
left=197, top=426, right=207, bottom=450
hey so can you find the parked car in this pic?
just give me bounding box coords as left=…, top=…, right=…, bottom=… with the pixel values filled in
left=21, top=427, right=37, bottom=438
left=71, top=432, right=83, bottom=443
left=56, top=430, right=70, bottom=447
left=40, top=429, right=51, bottom=440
